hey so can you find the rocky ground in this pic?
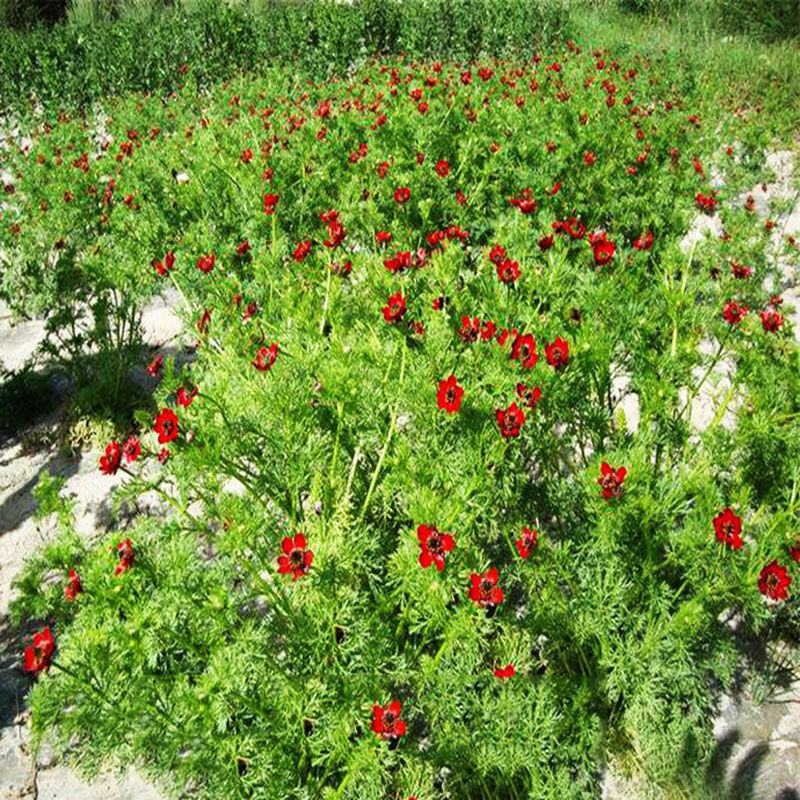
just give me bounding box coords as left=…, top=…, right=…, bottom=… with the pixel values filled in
left=1, top=150, right=799, bottom=799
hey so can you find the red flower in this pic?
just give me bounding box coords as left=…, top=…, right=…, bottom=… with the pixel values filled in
left=515, top=383, right=542, bottom=409
left=730, top=260, right=752, bottom=279
left=263, top=193, right=279, bottom=215
left=377, top=161, right=390, bottom=179
left=197, top=308, right=212, bottom=335
left=99, top=441, right=122, bottom=475
left=384, top=250, right=413, bottom=273
left=23, top=627, right=55, bottom=674
left=252, top=343, right=279, bottom=372
left=382, top=292, right=407, bottom=324
left=292, top=240, right=312, bottom=262
left=236, top=240, right=251, bottom=257
left=417, top=524, right=455, bottom=571
left=509, top=189, right=537, bottom=214
left=240, top=148, right=253, bottom=164
left=562, top=217, right=586, bottom=239
left=538, top=235, right=554, bottom=251
left=583, top=151, right=596, bottom=165
left=115, top=538, right=135, bottom=575
left=436, top=159, right=450, bottom=177
left=146, top=354, right=164, bottom=376
left=713, top=508, right=743, bottom=550
left=760, top=309, right=783, bottom=333
left=495, top=402, right=526, bottom=439
left=371, top=700, right=406, bottom=741
left=437, top=375, right=464, bottom=414
left=151, top=251, right=175, bottom=276
left=153, top=408, right=179, bottom=444
left=458, top=315, right=481, bottom=343
left=589, top=231, right=616, bottom=266
left=65, top=568, right=83, bottom=601
left=515, top=526, right=539, bottom=559
left=493, top=663, right=516, bottom=679
left=157, top=448, right=170, bottom=464
left=394, top=186, right=411, bottom=204
left=511, top=334, right=538, bottom=369
left=488, top=244, right=506, bottom=265
left=196, top=253, right=215, bottom=273
left=469, top=566, right=504, bottom=609
left=497, top=258, right=520, bottom=285
left=176, top=386, right=198, bottom=407
left=544, top=337, right=569, bottom=369
left=695, top=192, right=718, bottom=214
left=758, top=561, right=792, bottom=602
left=722, top=300, right=748, bottom=326
left=633, top=230, right=654, bottom=251
left=376, top=230, right=393, bottom=245
left=277, top=533, right=313, bottom=580
left=121, top=435, right=141, bottom=464
left=598, top=462, right=627, bottom=500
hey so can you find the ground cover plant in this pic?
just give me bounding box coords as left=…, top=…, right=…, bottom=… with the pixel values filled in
left=3, top=37, right=800, bottom=800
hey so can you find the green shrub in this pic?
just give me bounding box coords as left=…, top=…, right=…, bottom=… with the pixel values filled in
left=0, top=0, right=571, bottom=114
left=8, top=45, right=800, bottom=799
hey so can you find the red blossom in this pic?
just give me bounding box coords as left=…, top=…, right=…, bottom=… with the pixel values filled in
left=544, top=337, right=569, bottom=369
left=497, top=258, right=520, bottom=285
left=196, top=253, right=215, bottom=273
left=760, top=309, right=783, bottom=333
left=278, top=533, right=313, bottom=580
left=493, top=664, right=516, bottom=679
left=252, top=343, right=279, bottom=372
left=437, top=375, right=464, bottom=414
left=65, top=569, right=83, bottom=601
left=153, top=408, right=179, bottom=444
left=263, top=193, right=279, bottom=214
left=496, top=402, right=526, bottom=439
left=23, top=627, right=55, bottom=674
left=758, top=561, right=791, bottom=602
left=122, top=435, right=141, bottom=464
left=292, top=240, right=312, bottom=262
left=417, top=524, right=455, bottom=571
left=515, top=383, right=542, bottom=409
left=589, top=231, right=616, bottom=266
left=146, top=354, right=164, bottom=377
left=176, top=386, right=198, bottom=407
left=722, top=300, right=749, bottom=326
left=633, top=230, right=654, bottom=251
left=515, top=526, right=539, bottom=559
left=598, top=462, right=627, bottom=500
left=713, top=508, right=743, bottom=550
left=383, top=292, right=407, bottom=324
left=511, top=333, right=538, bottom=368
left=394, top=186, right=411, bottom=204
left=371, top=700, right=406, bottom=741
left=115, top=539, right=135, bottom=575
left=469, top=566, right=504, bottom=609
left=99, top=441, right=122, bottom=475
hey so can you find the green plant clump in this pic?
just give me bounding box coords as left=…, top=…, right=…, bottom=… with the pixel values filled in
left=6, top=44, right=800, bottom=800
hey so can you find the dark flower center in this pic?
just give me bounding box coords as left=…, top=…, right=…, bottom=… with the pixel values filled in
left=289, top=548, right=304, bottom=566
left=766, top=573, right=779, bottom=589
left=383, top=712, right=396, bottom=726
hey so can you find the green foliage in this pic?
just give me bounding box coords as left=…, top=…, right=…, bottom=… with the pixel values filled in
left=5, top=32, right=799, bottom=800
left=0, top=0, right=571, bottom=114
